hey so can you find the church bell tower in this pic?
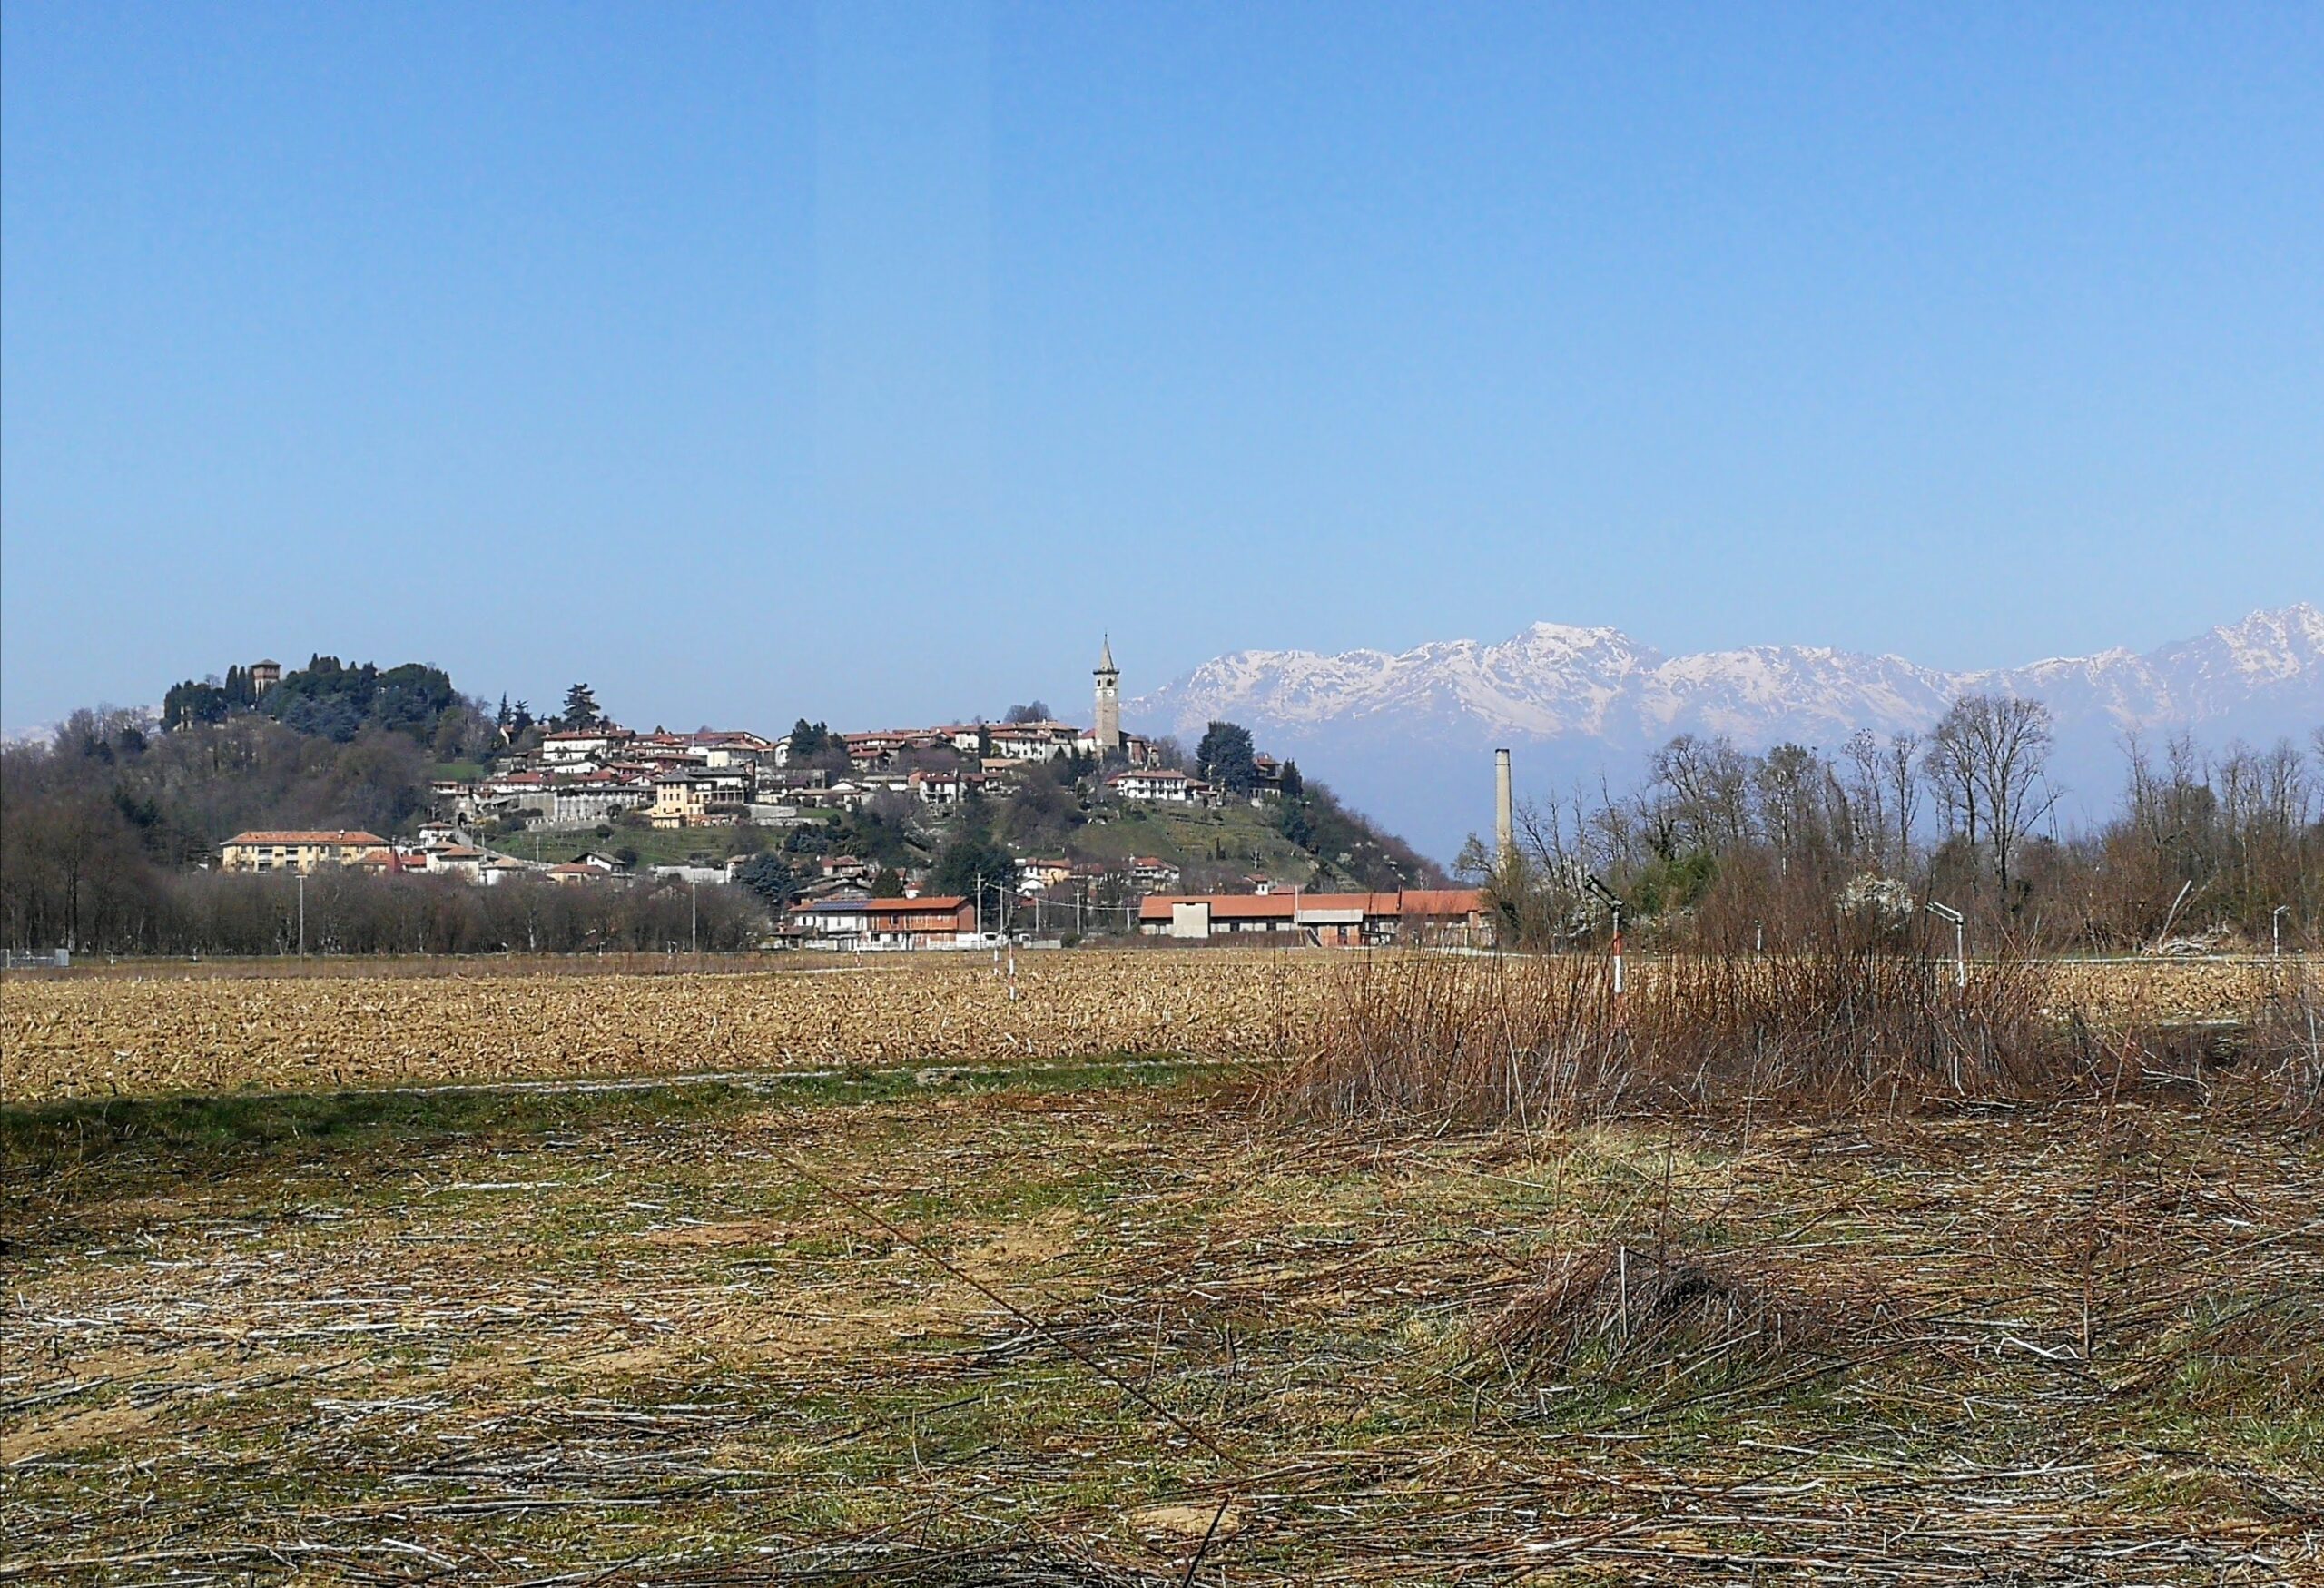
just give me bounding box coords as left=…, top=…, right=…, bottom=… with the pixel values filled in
left=1093, top=636, right=1121, bottom=754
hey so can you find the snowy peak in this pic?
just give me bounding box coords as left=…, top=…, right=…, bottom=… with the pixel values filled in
left=1129, top=604, right=2323, bottom=863
left=2164, top=601, right=2324, bottom=687
left=1157, top=622, right=1662, bottom=739
left=1133, top=603, right=2324, bottom=751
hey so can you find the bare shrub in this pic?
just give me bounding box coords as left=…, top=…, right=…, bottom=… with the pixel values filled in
left=2191, top=962, right=2324, bottom=1127
left=1266, top=950, right=2324, bottom=1129
left=1477, top=1238, right=1843, bottom=1386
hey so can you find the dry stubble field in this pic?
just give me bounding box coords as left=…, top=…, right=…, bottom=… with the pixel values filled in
left=0, top=952, right=2293, bottom=1104
left=3, top=953, right=2320, bottom=1584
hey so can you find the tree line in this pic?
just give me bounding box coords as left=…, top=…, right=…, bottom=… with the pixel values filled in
left=6, top=866, right=771, bottom=958
left=1472, top=696, right=2324, bottom=952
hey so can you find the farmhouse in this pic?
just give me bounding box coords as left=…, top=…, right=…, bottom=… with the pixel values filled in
left=785, top=894, right=979, bottom=950
left=422, top=844, right=488, bottom=883
left=866, top=895, right=979, bottom=946
left=1136, top=889, right=1490, bottom=947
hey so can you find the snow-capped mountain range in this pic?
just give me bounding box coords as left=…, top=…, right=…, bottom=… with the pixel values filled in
left=1129, top=604, right=2324, bottom=861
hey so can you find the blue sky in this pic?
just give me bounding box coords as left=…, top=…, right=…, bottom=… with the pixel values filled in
left=5, top=2, right=2319, bottom=735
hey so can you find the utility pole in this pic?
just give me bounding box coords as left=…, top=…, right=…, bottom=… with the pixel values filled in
left=690, top=878, right=700, bottom=957
left=1926, top=901, right=1966, bottom=991
left=297, top=870, right=306, bottom=959
left=1585, top=874, right=1624, bottom=997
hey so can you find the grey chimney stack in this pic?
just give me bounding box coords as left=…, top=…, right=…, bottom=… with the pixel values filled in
left=1494, top=747, right=1514, bottom=867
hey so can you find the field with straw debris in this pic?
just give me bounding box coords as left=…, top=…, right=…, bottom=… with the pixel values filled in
left=1, top=953, right=1340, bottom=1103
left=5, top=953, right=2320, bottom=1583
left=0, top=952, right=2302, bottom=1105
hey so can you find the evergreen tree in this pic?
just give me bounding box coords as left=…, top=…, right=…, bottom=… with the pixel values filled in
left=932, top=823, right=1017, bottom=903
left=1196, top=721, right=1259, bottom=796
left=560, top=683, right=604, bottom=729
left=734, top=853, right=801, bottom=911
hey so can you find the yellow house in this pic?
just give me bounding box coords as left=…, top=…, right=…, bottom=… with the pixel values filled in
left=648, top=771, right=750, bottom=829
left=218, top=830, right=388, bottom=873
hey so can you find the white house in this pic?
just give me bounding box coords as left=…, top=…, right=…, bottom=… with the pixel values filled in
left=423, top=844, right=488, bottom=883
left=908, top=767, right=973, bottom=804
left=1126, top=855, right=1183, bottom=891
left=988, top=721, right=1082, bottom=761
left=1017, top=857, right=1076, bottom=893
left=541, top=727, right=630, bottom=767
left=547, top=775, right=652, bottom=827
left=693, top=731, right=777, bottom=770
left=1108, top=768, right=1213, bottom=805
left=789, top=898, right=869, bottom=948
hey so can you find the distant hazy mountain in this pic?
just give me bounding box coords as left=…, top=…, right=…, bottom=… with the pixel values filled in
left=1130, top=604, right=2324, bottom=861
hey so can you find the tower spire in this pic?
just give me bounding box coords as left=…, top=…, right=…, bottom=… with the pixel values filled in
left=1093, top=636, right=1121, bottom=753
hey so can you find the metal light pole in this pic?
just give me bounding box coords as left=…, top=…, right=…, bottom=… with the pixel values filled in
left=1585, top=874, right=1624, bottom=996
left=297, top=870, right=306, bottom=959
left=2274, top=904, right=2291, bottom=958
left=1926, top=901, right=1965, bottom=990
left=690, top=878, right=700, bottom=957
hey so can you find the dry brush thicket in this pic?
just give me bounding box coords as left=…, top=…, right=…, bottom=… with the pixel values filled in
left=1267, top=952, right=2324, bottom=1127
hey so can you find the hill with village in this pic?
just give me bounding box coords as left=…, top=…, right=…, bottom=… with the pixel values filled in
left=0, top=642, right=1451, bottom=956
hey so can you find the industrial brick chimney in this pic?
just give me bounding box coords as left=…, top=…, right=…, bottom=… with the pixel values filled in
left=1494, top=747, right=1513, bottom=868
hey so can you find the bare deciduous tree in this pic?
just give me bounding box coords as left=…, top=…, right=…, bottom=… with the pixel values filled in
left=1934, top=695, right=2055, bottom=897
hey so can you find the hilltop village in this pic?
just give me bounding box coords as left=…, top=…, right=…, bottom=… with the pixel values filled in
left=197, top=644, right=1473, bottom=951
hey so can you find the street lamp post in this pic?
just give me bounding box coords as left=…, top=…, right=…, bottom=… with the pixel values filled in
left=1584, top=874, right=1625, bottom=997
left=2274, top=904, right=2291, bottom=958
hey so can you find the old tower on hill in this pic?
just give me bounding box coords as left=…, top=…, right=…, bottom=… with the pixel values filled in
left=1093, top=636, right=1121, bottom=754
